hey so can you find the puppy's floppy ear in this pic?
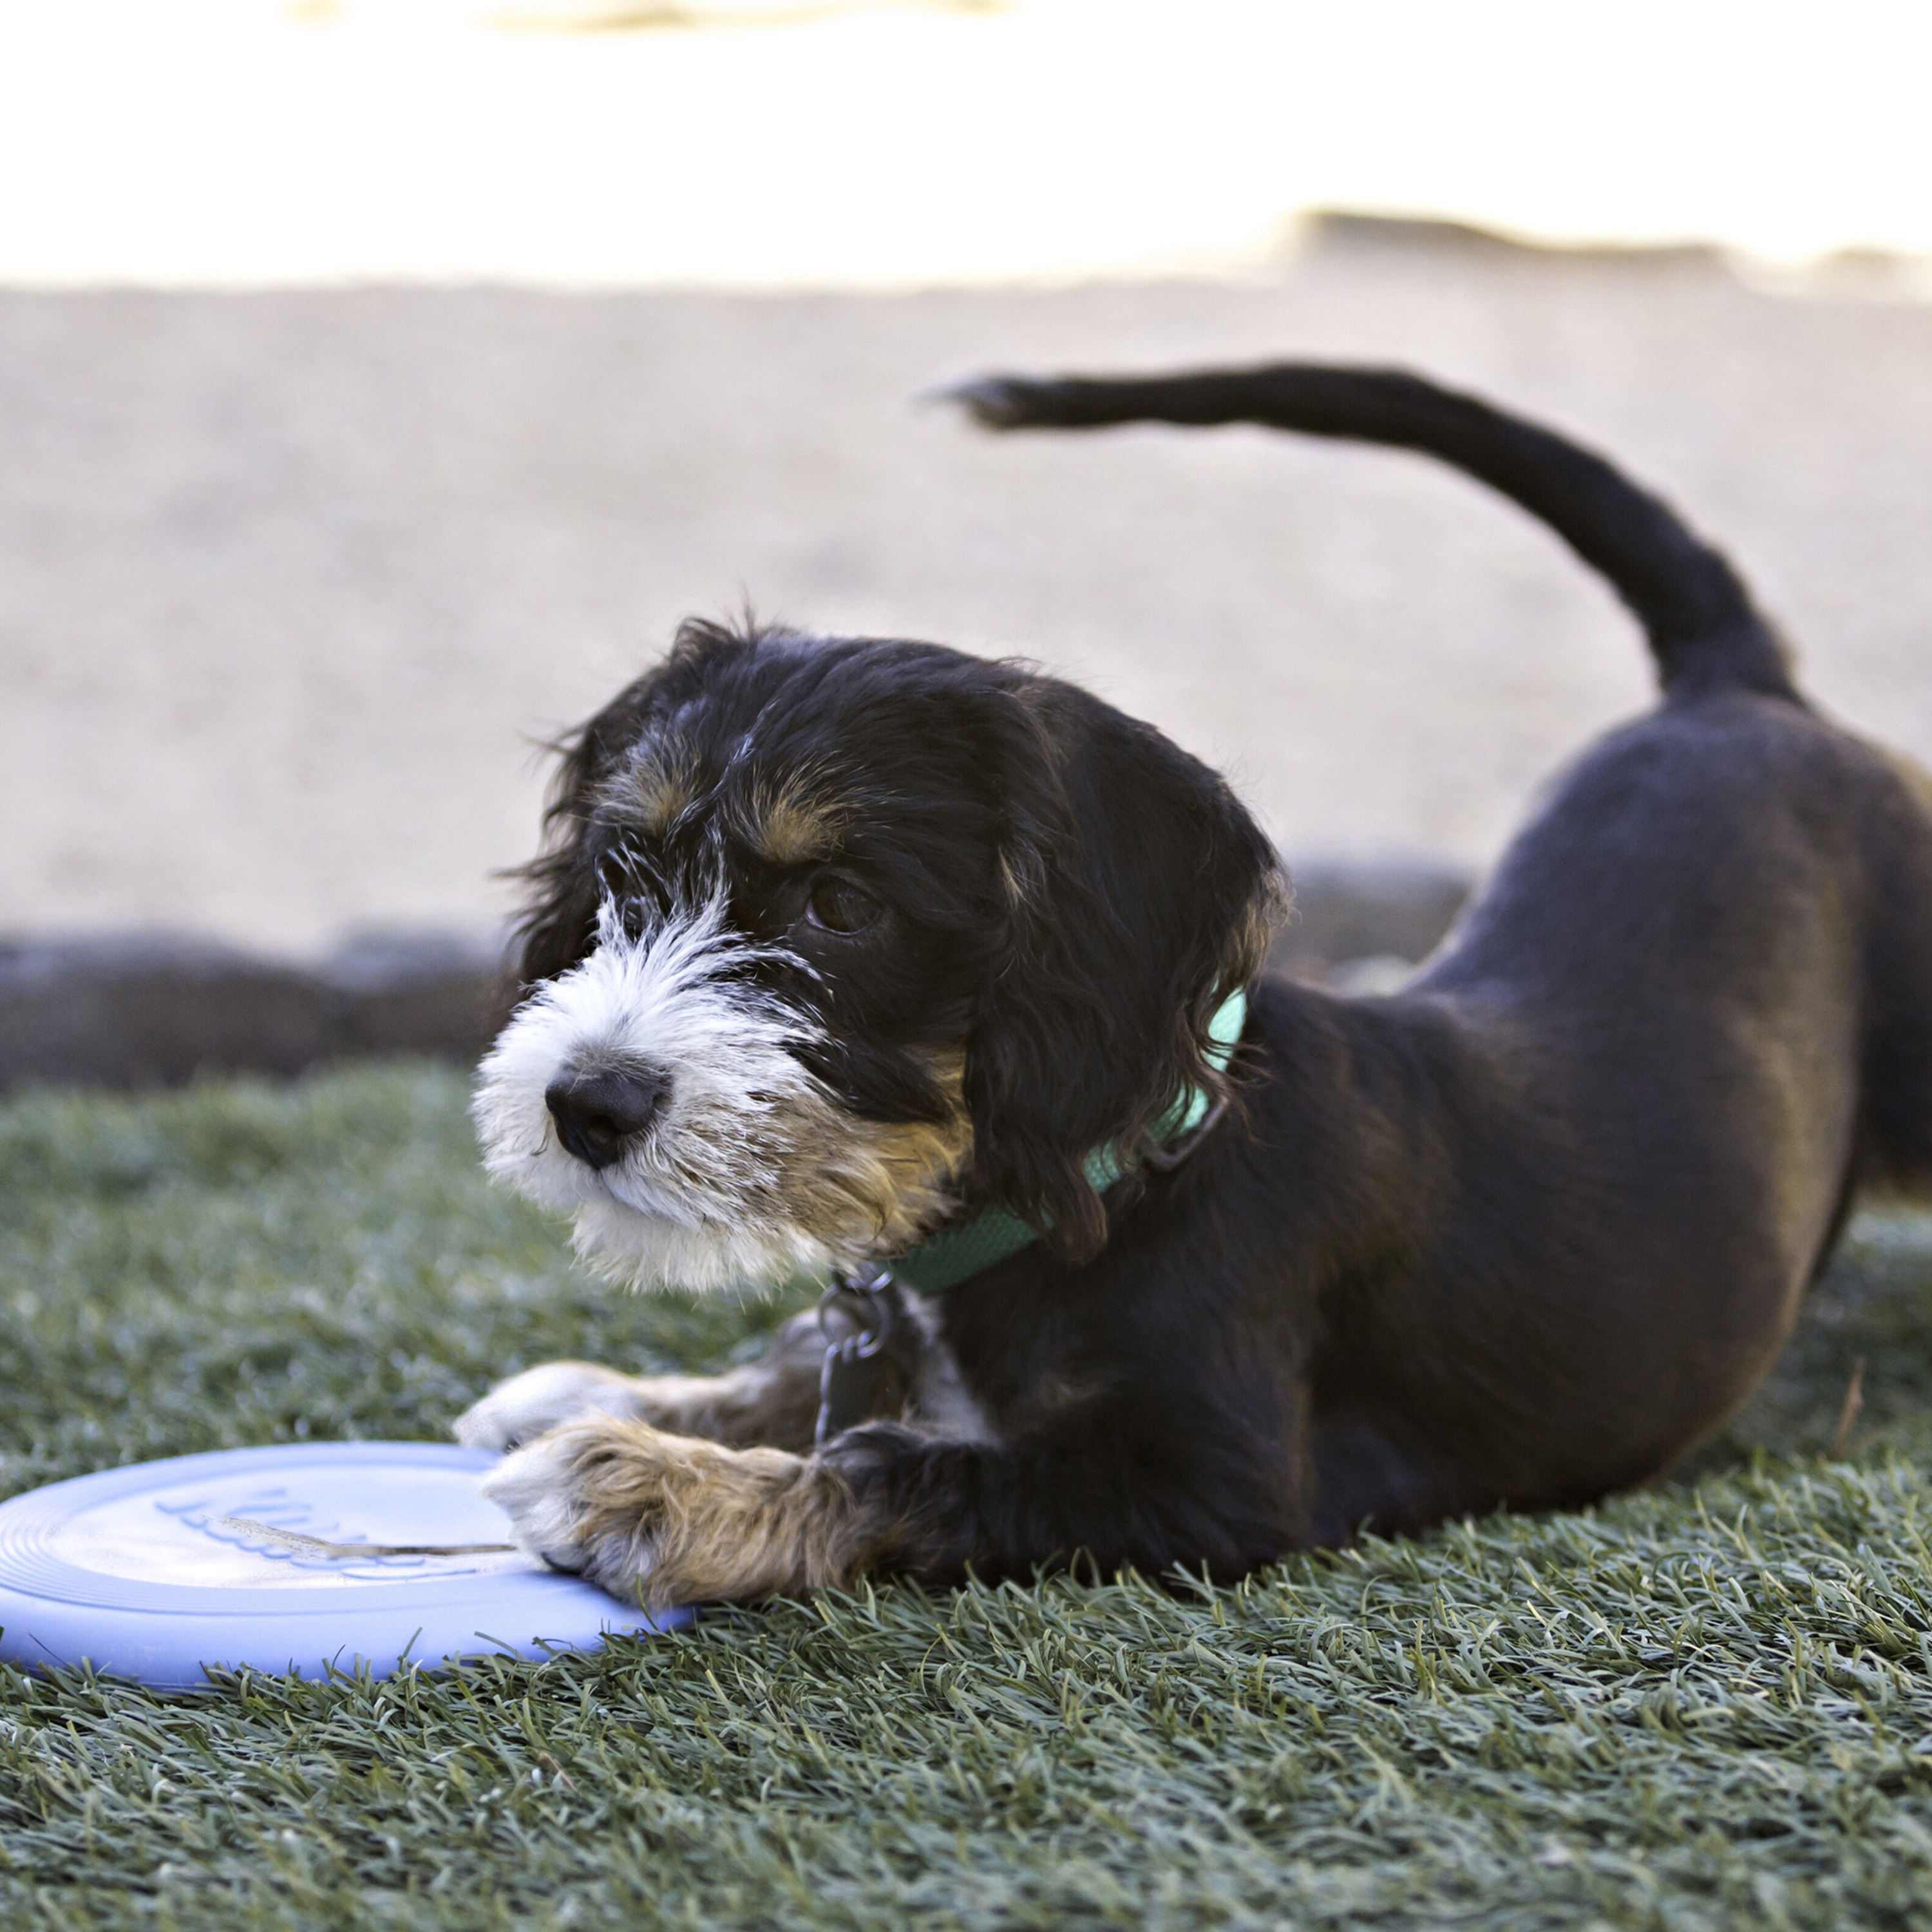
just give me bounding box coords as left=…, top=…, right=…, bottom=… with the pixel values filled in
left=510, top=620, right=742, bottom=987
left=513, top=721, right=621, bottom=990
left=965, top=680, right=1286, bottom=1261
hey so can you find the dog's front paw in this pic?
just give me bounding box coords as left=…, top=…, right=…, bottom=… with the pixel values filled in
left=453, top=1360, right=646, bottom=1452
left=478, top=1413, right=862, bottom=1608
left=478, top=1418, right=638, bottom=1582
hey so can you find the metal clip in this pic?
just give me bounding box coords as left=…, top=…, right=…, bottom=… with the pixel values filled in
left=814, top=1265, right=914, bottom=1449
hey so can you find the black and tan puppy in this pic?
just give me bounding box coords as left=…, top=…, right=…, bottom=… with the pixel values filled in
left=456, top=364, right=1932, bottom=1609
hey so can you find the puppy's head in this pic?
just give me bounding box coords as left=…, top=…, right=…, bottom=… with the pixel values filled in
left=476, top=620, right=1283, bottom=1291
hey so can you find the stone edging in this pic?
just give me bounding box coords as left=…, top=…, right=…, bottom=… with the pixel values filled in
left=0, top=932, right=511, bottom=1093
left=0, top=864, right=1470, bottom=1092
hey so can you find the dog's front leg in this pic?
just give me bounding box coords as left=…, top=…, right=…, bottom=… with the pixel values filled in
left=482, top=1401, right=1297, bottom=1607
left=480, top=1412, right=862, bottom=1607
left=453, top=1311, right=828, bottom=1455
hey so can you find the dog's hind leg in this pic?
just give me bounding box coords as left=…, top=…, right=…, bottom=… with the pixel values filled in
left=1859, top=760, right=1932, bottom=1202
left=453, top=1311, right=828, bottom=1455
left=1306, top=1420, right=1499, bottom=1546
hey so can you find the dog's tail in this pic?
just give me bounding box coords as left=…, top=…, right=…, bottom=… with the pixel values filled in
left=948, top=363, right=1799, bottom=703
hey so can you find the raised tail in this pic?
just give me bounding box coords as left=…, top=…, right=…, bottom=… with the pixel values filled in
left=949, top=363, right=1799, bottom=703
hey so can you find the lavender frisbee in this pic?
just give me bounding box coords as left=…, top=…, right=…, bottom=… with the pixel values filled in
left=0, top=1441, right=689, bottom=1689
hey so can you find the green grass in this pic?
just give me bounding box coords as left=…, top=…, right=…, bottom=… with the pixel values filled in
left=5, top=1065, right=1932, bottom=1929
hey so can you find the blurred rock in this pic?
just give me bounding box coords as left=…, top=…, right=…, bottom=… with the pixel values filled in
left=1296, top=210, right=1731, bottom=277
left=320, top=931, right=517, bottom=1061
left=0, top=931, right=508, bottom=1092
left=0, top=863, right=1472, bottom=1090
left=1269, top=861, right=1471, bottom=983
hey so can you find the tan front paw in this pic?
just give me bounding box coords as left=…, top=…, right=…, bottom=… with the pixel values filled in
left=478, top=1413, right=863, bottom=1609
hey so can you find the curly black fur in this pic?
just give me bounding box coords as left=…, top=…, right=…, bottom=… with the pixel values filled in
left=488, top=362, right=1932, bottom=1588
left=511, top=620, right=1281, bottom=1262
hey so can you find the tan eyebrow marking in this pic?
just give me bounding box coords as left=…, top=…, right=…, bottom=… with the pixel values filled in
left=598, top=737, right=701, bottom=834
left=735, top=773, right=843, bottom=866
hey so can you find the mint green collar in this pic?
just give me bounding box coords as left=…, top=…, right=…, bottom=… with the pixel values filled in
left=887, top=989, right=1247, bottom=1295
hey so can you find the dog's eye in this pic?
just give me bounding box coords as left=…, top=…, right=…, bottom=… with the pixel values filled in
left=805, top=875, right=880, bottom=936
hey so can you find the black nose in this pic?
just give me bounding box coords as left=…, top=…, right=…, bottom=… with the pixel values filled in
left=545, top=1066, right=669, bottom=1171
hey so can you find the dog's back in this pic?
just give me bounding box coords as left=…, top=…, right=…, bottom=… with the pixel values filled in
left=960, top=363, right=1932, bottom=1498
left=959, top=362, right=1932, bottom=1209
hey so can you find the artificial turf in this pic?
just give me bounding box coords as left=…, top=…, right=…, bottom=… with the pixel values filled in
left=5, top=1065, right=1932, bottom=1929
